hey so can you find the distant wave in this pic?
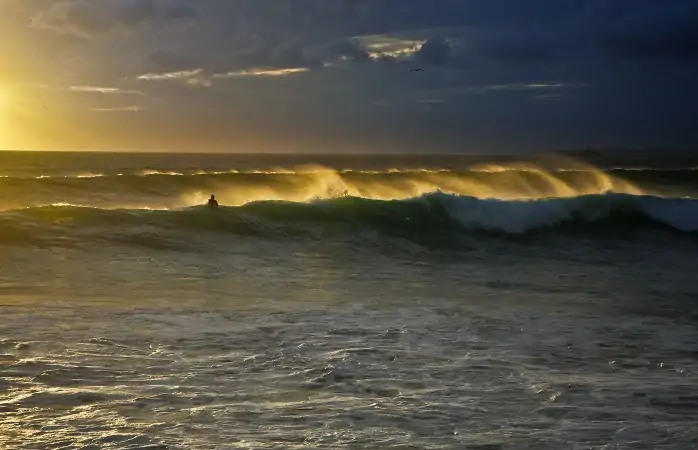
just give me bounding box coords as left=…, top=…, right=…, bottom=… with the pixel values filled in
left=3, top=166, right=698, bottom=180
left=1, top=193, right=696, bottom=249
left=2, top=166, right=697, bottom=209
left=0, top=164, right=663, bottom=212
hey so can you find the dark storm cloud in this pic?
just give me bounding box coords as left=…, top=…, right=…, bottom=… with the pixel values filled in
left=162, top=1, right=698, bottom=72
left=598, top=1, right=698, bottom=59
left=414, top=39, right=454, bottom=66
left=486, top=33, right=558, bottom=65
left=123, top=0, right=698, bottom=150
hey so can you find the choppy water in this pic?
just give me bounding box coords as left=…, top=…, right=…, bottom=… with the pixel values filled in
left=1, top=151, right=697, bottom=449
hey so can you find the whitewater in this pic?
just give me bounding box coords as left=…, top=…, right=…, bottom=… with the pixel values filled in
left=1, top=152, right=697, bottom=449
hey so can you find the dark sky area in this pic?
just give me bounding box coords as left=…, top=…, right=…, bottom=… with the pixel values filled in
left=1, top=0, right=697, bottom=152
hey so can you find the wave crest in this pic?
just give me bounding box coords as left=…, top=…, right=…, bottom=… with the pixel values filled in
left=0, top=163, right=651, bottom=212
left=1, top=193, right=695, bottom=250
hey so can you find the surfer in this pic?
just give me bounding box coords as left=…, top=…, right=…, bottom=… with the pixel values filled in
left=207, top=194, right=219, bottom=208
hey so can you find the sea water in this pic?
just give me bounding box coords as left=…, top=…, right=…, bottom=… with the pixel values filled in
left=1, top=151, right=697, bottom=449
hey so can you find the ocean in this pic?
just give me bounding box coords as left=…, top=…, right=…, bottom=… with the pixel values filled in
left=1, top=151, right=697, bottom=449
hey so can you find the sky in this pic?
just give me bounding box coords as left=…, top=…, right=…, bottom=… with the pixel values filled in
left=1, top=0, right=697, bottom=153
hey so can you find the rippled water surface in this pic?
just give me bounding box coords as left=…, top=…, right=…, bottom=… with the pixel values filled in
left=2, top=240, right=697, bottom=449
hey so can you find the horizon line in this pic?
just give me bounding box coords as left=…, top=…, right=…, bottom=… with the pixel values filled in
left=1, top=147, right=696, bottom=156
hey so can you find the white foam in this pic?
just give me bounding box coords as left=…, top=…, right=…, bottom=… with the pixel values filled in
left=436, top=192, right=698, bottom=233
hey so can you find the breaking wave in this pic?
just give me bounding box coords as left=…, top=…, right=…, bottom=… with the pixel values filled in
left=2, top=160, right=697, bottom=249
left=1, top=193, right=696, bottom=249
left=0, top=163, right=661, bottom=211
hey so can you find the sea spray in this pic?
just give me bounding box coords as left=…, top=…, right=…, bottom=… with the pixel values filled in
left=0, top=162, right=651, bottom=211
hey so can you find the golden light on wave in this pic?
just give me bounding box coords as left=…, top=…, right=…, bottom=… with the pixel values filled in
left=179, top=159, right=646, bottom=208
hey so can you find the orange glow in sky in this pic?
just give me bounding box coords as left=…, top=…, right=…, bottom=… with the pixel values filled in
left=0, top=87, right=9, bottom=149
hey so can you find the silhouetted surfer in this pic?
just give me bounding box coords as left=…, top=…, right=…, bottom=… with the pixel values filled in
left=207, top=194, right=218, bottom=208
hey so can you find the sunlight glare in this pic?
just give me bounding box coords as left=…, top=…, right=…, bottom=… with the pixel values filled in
left=0, top=87, right=7, bottom=149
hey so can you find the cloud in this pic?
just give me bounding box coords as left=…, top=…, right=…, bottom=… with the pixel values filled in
left=323, top=39, right=372, bottom=64
left=532, top=94, right=563, bottom=101
left=69, top=85, right=144, bottom=95
left=30, top=0, right=197, bottom=38
left=598, top=1, right=698, bottom=59
left=137, top=68, right=204, bottom=81
left=226, top=36, right=378, bottom=72
left=30, top=2, right=105, bottom=38
left=91, top=106, right=145, bottom=112
left=136, top=65, right=309, bottom=88
left=485, top=83, right=567, bottom=91
left=8, top=0, right=698, bottom=151
left=414, top=38, right=455, bottom=66
left=213, top=67, right=310, bottom=78
left=357, top=35, right=424, bottom=60
left=137, top=68, right=211, bottom=87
